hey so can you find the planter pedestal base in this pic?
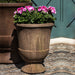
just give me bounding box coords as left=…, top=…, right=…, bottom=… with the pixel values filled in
left=21, top=64, right=45, bottom=74
left=18, top=48, right=48, bottom=73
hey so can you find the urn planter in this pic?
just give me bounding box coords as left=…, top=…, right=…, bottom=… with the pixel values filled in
left=16, top=23, right=54, bottom=73
left=0, top=2, right=32, bottom=63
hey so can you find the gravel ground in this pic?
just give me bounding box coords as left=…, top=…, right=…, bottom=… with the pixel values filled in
left=0, top=43, right=75, bottom=75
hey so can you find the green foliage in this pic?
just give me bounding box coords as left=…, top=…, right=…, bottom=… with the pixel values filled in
left=14, top=10, right=55, bottom=24
left=0, top=0, right=31, bottom=3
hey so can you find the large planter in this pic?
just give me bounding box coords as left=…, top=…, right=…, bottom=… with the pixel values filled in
left=0, top=3, right=32, bottom=63
left=16, top=23, right=54, bottom=73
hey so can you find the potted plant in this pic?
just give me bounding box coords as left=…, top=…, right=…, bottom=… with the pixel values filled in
left=0, top=0, right=32, bottom=63
left=14, top=5, right=56, bottom=73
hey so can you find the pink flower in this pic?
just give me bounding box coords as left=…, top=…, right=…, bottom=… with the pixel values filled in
left=38, top=6, right=42, bottom=12
left=17, top=7, right=24, bottom=11
left=23, top=8, right=26, bottom=12
left=25, top=6, right=35, bottom=12
left=18, top=10, right=23, bottom=14
left=38, top=6, right=48, bottom=13
left=41, top=6, right=48, bottom=13
left=14, top=11, right=17, bottom=14
left=48, top=6, right=56, bottom=14
left=17, top=7, right=24, bottom=14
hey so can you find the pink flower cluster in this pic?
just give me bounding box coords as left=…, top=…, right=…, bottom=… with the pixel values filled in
left=38, top=6, right=48, bottom=13
left=14, top=6, right=56, bottom=15
left=38, top=6, right=56, bottom=14
left=14, top=6, right=35, bottom=14
left=48, top=6, right=56, bottom=14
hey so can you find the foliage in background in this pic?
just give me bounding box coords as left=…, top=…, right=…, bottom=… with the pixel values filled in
left=13, top=6, right=56, bottom=24
left=0, top=0, right=31, bottom=3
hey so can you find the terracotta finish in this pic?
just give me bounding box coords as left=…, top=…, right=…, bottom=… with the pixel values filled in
left=19, top=48, right=49, bottom=63
left=16, top=23, right=54, bottom=73
left=0, top=3, right=32, bottom=7
left=0, top=52, right=13, bottom=63
left=0, top=47, right=22, bottom=63
left=0, top=35, right=13, bottom=48
left=17, top=23, right=54, bottom=27
left=0, top=2, right=32, bottom=63
left=21, top=64, right=45, bottom=74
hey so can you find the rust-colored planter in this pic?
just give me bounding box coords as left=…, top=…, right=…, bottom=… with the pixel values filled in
left=0, top=2, right=32, bottom=63
left=16, top=23, right=54, bottom=73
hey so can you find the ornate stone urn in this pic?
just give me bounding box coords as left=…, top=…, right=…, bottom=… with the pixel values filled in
left=16, top=23, right=54, bottom=73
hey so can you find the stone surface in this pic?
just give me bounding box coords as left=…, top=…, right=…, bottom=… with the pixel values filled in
left=0, top=43, right=75, bottom=75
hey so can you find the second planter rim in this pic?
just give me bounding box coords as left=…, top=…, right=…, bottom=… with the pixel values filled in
left=0, top=2, right=32, bottom=7
left=16, top=23, right=54, bottom=28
